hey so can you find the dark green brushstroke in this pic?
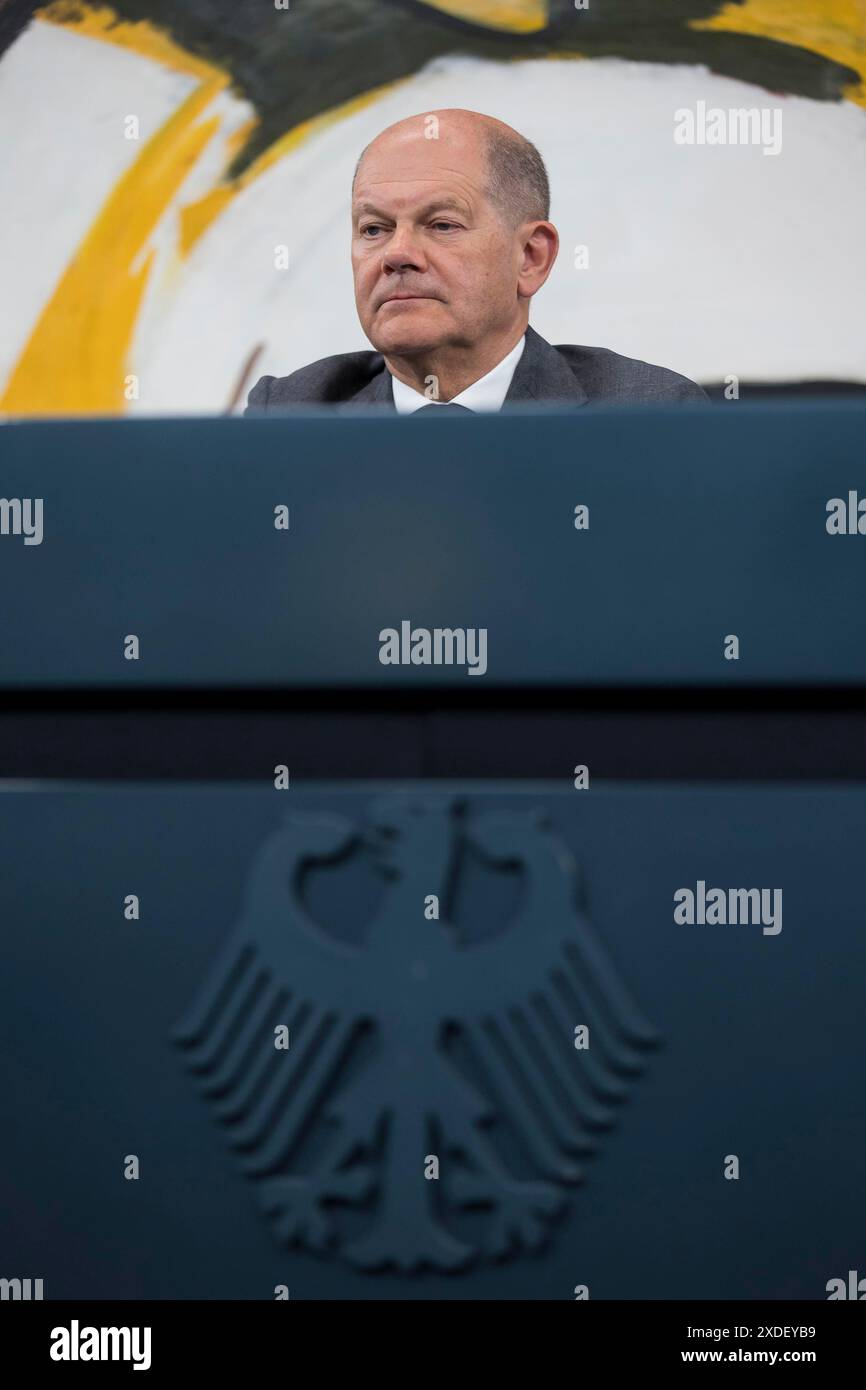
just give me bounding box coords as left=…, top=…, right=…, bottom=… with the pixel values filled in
left=3, top=0, right=860, bottom=175
left=0, top=0, right=42, bottom=54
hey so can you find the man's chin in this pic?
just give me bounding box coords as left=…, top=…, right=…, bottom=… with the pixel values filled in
left=369, top=304, right=448, bottom=357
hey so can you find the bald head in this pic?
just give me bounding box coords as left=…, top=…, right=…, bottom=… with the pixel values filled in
left=353, top=109, right=550, bottom=229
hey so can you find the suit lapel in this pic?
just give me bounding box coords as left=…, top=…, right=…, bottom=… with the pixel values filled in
left=352, top=359, right=394, bottom=406
left=505, top=325, right=588, bottom=407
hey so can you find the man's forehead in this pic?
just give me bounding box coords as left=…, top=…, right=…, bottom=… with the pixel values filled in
left=356, top=124, right=486, bottom=181
left=364, top=120, right=485, bottom=163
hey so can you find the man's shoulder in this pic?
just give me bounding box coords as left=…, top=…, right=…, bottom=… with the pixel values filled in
left=246, top=336, right=708, bottom=411
left=246, top=349, right=383, bottom=410
left=553, top=342, right=708, bottom=404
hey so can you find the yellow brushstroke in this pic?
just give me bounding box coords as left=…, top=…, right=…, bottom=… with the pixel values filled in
left=692, top=0, right=866, bottom=107
left=1, top=4, right=233, bottom=414
left=1, top=78, right=225, bottom=414
left=420, top=0, right=548, bottom=33
left=178, top=186, right=235, bottom=256
left=4, top=3, right=424, bottom=412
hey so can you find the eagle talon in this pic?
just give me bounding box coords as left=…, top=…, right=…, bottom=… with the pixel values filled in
left=451, top=1169, right=564, bottom=1256
left=257, top=1171, right=368, bottom=1250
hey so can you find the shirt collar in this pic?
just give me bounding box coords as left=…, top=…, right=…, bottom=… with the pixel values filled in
left=390, top=333, right=527, bottom=414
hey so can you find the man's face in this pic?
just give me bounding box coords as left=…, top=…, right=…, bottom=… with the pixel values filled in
left=351, top=125, right=522, bottom=358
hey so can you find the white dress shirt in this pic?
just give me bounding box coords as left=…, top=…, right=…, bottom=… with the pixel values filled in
left=390, top=333, right=526, bottom=414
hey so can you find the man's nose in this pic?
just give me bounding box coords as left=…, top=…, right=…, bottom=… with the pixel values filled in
left=381, top=225, right=426, bottom=274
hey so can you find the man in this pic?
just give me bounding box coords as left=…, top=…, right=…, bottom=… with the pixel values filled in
left=246, top=109, right=707, bottom=413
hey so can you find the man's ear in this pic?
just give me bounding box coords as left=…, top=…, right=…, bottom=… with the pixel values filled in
left=517, top=221, right=559, bottom=299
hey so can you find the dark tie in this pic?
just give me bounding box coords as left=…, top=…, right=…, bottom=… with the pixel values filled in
left=413, top=402, right=472, bottom=414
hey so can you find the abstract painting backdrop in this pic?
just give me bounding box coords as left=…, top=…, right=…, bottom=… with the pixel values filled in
left=1, top=0, right=864, bottom=416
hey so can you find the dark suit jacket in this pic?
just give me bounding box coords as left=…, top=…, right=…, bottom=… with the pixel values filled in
left=245, top=324, right=708, bottom=411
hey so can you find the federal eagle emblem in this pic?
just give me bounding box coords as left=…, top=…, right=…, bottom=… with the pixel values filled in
left=173, top=796, right=659, bottom=1271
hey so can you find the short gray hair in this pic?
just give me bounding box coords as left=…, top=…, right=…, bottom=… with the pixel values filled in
left=483, top=127, right=550, bottom=226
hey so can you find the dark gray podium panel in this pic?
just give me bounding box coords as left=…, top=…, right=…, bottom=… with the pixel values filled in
left=0, top=399, right=864, bottom=688
left=1, top=781, right=862, bottom=1300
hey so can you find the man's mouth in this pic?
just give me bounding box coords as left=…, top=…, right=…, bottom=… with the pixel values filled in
left=380, top=293, right=437, bottom=306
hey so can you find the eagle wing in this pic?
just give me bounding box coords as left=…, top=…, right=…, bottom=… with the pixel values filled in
left=435, top=808, right=660, bottom=1185
left=172, top=811, right=371, bottom=1178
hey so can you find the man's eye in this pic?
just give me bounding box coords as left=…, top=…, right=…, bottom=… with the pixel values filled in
left=431, top=221, right=458, bottom=231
